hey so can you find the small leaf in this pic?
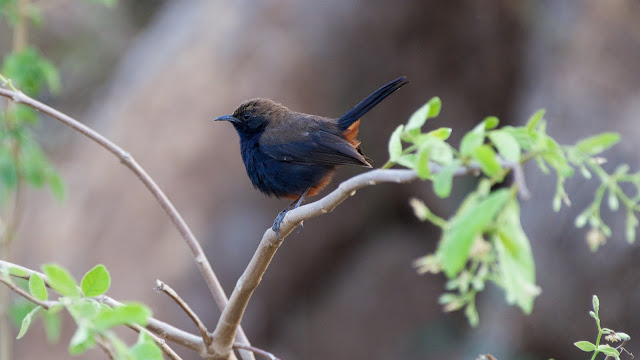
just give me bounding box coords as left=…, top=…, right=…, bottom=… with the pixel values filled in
left=131, top=332, right=163, bottom=360
left=493, top=201, right=539, bottom=314
left=592, top=295, right=600, bottom=314
left=607, top=189, right=619, bottom=211
left=482, top=116, right=499, bottom=130
left=69, top=326, right=95, bottom=355
left=526, top=109, right=546, bottom=132
left=42, top=310, right=61, bottom=343
left=437, top=189, right=511, bottom=277
left=464, top=301, right=479, bottom=327
left=94, top=303, right=152, bottom=331
left=406, top=98, right=439, bottom=131
left=598, top=344, right=620, bottom=357
left=472, top=145, right=503, bottom=177
left=427, top=127, right=452, bottom=140
left=488, top=130, right=521, bottom=163
left=16, top=305, right=41, bottom=339
left=42, top=264, right=81, bottom=298
left=460, top=131, right=484, bottom=157
left=28, top=273, right=47, bottom=301
left=433, top=161, right=459, bottom=198
left=626, top=210, right=638, bottom=243
left=575, top=133, right=621, bottom=156
left=388, top=125, right=404, bottom=161
left=416, top=146, right=431, bottom=180
left=574, top=341, right=596, bottom=352
left=81, top=264, right=111, bottom=297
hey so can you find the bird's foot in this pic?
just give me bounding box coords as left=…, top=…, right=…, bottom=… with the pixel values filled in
left=272, top=208, right=288, bottom=240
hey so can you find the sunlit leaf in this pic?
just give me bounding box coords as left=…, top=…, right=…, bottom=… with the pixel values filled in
left=42, top=264, right=81, bottom=298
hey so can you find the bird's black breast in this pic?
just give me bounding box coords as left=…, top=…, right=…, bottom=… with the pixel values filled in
left=239, top=131, right=333, bottom=198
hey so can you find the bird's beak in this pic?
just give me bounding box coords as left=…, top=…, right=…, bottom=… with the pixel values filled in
left=213, top=114, right=238, bottom=123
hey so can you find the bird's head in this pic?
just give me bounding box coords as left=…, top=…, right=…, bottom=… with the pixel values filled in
left=214, top=98, right=289, bottom=136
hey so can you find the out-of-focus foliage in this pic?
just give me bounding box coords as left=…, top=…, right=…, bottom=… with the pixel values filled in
left=393, top=99, right=629, bottom=325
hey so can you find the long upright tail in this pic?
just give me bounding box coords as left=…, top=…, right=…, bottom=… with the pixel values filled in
left=336, top=76, right=409, bottom=131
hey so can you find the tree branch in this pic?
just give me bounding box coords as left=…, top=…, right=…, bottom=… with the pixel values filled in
left=210, top=158, right=531, bottom=357
left=0, top=86, right=255, bottom=360
left=155, top=279, right=213, bottom=347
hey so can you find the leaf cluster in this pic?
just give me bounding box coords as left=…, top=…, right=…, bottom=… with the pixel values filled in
left=1, top=264, right=162, bottom=359
left=394, top=100, right=627, bottom=325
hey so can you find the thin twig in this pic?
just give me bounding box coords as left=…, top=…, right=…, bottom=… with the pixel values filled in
left=155, top=279, right=213, bottom=347
left=0, top=274, right=54, bottom=309
left=0, top=86, right=255, bottom=360
left=95, top=335, right=117, bottom=360
left=233, top=343, right=281, bottom=360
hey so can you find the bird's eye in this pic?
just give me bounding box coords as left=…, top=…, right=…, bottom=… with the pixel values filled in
left=242, top=112, right=251, bottom=120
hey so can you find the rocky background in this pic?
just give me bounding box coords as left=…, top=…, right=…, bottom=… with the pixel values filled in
left=2, top=0, right=640, bottom=359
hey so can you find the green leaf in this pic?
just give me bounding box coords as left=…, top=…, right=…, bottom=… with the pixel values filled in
left=437, top=189, right=511, bottom=277
left=598, top=344, right=620, bottom=357
left=7, top=266, right=29, bottom=278
left=16, top=305, right=41, bottom=339
left=2, top=47, right=61, bottom=96
left=575, top=132, right=620, bottom=156
left=464, top=300, right=479, bottom=327
left=574, top=341, right=596, bottom=352
left=433, top=161, right=459, bottom=198
left=42, top=309, right=61, bottom=343
left=81, top=264, right=111, bottom=297
left=526, top=109, right=545, bottom=132
left=592, top=295, right=600, bottom=314
left=494, top=200, right=538, bottom=314
left=42, top=264, right=81, bottom=298
left=460, top=131, right=485, bottom=157
left=406, top=98, right=440, bottom=131
left=67, top=301, right=104, bottom=322
left=8, top=299, right=36, bottom=328
left=69, top=326, right=95, bottom=355
left=47, top=172, right=65, bottom=201
left=626, top=210, right=638, bottom=243
left=488, top=130, right=521, bottom=163
left=94, top=303, right=151, bottom=331
left=388, top=125, right=404, bottom=161
left=416, top=146, right=430, bottom=180
left=131, top=332, right=163, bottom=360
left=28, top=273, right=47, bottom=301
left=481, top=116, right=499, bottom=130
left=429, top=140, right=454, bottom=164
left=472, top=145, right=503, bottom=177
left=426, top=127, right=452, bottom=140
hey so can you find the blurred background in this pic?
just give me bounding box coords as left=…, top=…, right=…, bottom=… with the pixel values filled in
left=2, top=0, right=640, bottom=359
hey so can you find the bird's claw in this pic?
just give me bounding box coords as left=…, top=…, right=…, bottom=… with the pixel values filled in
left=272, top=209, right=288, bottom=240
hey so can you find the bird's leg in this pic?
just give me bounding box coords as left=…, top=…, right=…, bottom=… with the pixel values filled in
left=272, top=188, right=310, bottom=240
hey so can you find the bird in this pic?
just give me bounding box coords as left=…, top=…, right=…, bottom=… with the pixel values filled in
left=214, top=76, right=409, bottom=238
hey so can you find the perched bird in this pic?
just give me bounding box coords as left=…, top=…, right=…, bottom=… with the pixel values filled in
left=214, top=76, right=409, bottom=237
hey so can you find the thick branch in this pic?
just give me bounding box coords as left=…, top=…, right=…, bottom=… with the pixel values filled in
left=0, top=86, right=255, bottom=360
left=210, top=159, right=530, bottom=357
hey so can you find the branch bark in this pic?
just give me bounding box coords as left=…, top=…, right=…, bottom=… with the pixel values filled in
left=0, top=86, right=255, bottom=360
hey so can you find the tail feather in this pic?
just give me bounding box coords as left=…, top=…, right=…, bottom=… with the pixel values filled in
left=337, top=76, right=409, bottom=131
